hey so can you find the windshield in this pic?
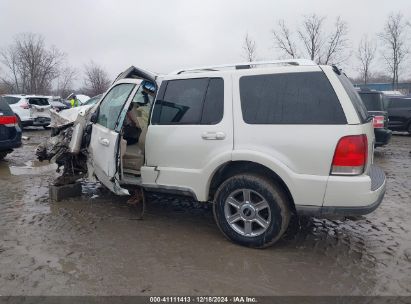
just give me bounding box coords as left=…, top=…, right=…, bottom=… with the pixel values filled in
left=359, top=93, right=385, bottom=111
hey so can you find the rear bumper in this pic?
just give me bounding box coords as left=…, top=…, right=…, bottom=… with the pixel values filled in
left=374, top=128, right=392, bottom=147
left=23, top=117, right=51, bottom=126
left=296, top=165, right=386, bottom=217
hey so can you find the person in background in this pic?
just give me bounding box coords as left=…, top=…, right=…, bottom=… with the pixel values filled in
left=69, top=95, right=79, bottom=108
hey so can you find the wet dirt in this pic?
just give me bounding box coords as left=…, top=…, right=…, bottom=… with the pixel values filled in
left=0, top=128, right=410, bottom=296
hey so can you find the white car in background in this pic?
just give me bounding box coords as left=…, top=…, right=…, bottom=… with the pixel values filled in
left=1, top=94, right=52, bottom=128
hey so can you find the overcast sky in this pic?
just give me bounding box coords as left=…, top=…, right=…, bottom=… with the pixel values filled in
left=0, top=0, right=410, bottom=85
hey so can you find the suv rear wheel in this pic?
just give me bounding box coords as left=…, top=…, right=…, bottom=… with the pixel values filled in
left=213, top=174, right=290, bottom=248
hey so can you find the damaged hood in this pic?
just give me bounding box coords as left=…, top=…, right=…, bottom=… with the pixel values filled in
left=49, top=105, right=94, bottom=128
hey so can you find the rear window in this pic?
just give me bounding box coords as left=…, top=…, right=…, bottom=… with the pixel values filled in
left=388, top=98, right=411, bottom=108
left=2, top=96, right=21, bottom=105
left=240, top=72, right=346, bottom=124
left=336, top=74, right=369, bottom=123
left=359, top=93, right=385, bottom=111
left=28, top=98, right=49, bottom=106
left=0, top=99, right=14, bottom=115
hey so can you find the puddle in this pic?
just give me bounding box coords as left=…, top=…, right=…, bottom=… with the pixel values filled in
left=9, top=160, right=57, bottom=176
left=0, top=162, right=11, bottom=176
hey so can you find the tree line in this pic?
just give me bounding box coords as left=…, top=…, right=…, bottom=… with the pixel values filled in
left=0, top=33, right=111, bottom=97
left=242, top=12, right=410, bottom=89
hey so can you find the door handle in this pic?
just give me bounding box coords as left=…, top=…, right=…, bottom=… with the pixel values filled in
left=99, top=137, right=110, bottom=146
left=201, top=131, right=226, bottom=140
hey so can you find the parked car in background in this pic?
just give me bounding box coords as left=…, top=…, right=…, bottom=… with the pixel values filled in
left=47, top=96, right=70, bottom=112
left=82, top=94, right=103, bottom=106
left=38, top=61, right=386, bottom=248
left=386, top=96, right=411, bottom=134
left=0, top=97, right=22, bottom=160
left=1, top=95, right=51, bottom=128
left=358, top=89, right=392, bottom=147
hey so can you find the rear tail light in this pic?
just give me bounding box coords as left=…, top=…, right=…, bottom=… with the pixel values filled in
left=19, top=101, right=30, bottom=109
left=372, top=115, right=385, bottom=128
left=0, top=115, right=18, bottom=127
left=331, top=135, right=368, bottom=175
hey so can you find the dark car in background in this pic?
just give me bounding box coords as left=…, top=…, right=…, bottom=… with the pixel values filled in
left=358, top=89, right=392, bottom=147
left=0, top=97, right=22, bottom=160
left=386, top=96, right=411, bottom=134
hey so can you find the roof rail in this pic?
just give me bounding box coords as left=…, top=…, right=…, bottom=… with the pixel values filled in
left=171, top=59, right=317, bottom=75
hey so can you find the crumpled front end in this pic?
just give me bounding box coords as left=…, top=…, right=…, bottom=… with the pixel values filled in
left=36, top=106, right=95, bottom=186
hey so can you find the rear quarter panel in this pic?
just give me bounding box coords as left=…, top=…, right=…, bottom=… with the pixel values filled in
left=232, top=66, right=375, bottom=207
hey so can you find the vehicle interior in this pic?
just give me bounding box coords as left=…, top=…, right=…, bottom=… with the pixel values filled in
left=119, top=81, right=156, bottom=181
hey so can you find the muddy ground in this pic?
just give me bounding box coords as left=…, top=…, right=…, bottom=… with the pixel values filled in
left=0, top=128, right=410, bottom=296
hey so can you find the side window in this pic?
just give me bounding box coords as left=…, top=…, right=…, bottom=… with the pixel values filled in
left=388, top=98, right=411, bottom=108
left=337, top=74, right=368, bottom=123
left=152, top=78, right=224, bottom=125
left=240, top=72, right=347, bottom=124
left=132, top=82, right=155, bottom=106
left=201, top=78, right=224, bottom=124
left=97, top=83, right=135, bottom=130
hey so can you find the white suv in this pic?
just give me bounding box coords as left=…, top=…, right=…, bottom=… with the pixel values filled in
left=1, top=94, right=51, bottom=128
left=48, top=60, right=387, bottom=248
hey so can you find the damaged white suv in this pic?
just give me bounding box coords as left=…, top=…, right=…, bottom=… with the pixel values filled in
left=38, top=60, right=386, bottom=248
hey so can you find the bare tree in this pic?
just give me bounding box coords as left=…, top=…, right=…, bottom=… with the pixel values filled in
left=320, top=17, right=349, bottom=64
left=55, top=66, right=77, bottom=97
left=357, top=36, right=377, bottom=84
left=378, top=13, right=409, bottom=89
left=272, top=14, right=349, bottom=65
left=272, top=20, right=298, bottom=58
left=242, top=33, right=257, bottom=62
left=298, top=14, right=325, bottom=62
left=0, top=33, right=65, bottom=94
left=83, top=61, right=111, bottom=97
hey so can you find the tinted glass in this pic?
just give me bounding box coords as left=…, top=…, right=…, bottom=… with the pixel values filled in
left=97, top=83, right=135, bottom=130
left=28, top=98, right=49, bottom=106
left=152, top=78, right=224, bottom=125
left=0, top=99, right=14, bottom=115
left=337, top=74, right=368, bottom=123
left=388, top=98, right=411, bottom=108
left=359, top=93, right=385, bottom=111
left=160, top=78, right=208, bottom=124
left=240, top=72, right=346, bottom=124
left=201, top=78, right=224, bottom=124
left=2, top=96, right=20, bottom=105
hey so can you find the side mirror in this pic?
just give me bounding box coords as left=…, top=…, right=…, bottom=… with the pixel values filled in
left=90, top=112, right=98, bottom=123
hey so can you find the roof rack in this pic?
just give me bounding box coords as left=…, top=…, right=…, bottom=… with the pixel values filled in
left=171, top=59, right=317, bottom=75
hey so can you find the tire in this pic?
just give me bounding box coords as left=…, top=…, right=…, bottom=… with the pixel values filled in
left=213, top=174, right=290, bottom=248
left=0, top=151, right=8, bottom=160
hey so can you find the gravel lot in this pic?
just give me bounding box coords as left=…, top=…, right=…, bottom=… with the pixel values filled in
left=0, top=128, right=410, bottom=296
